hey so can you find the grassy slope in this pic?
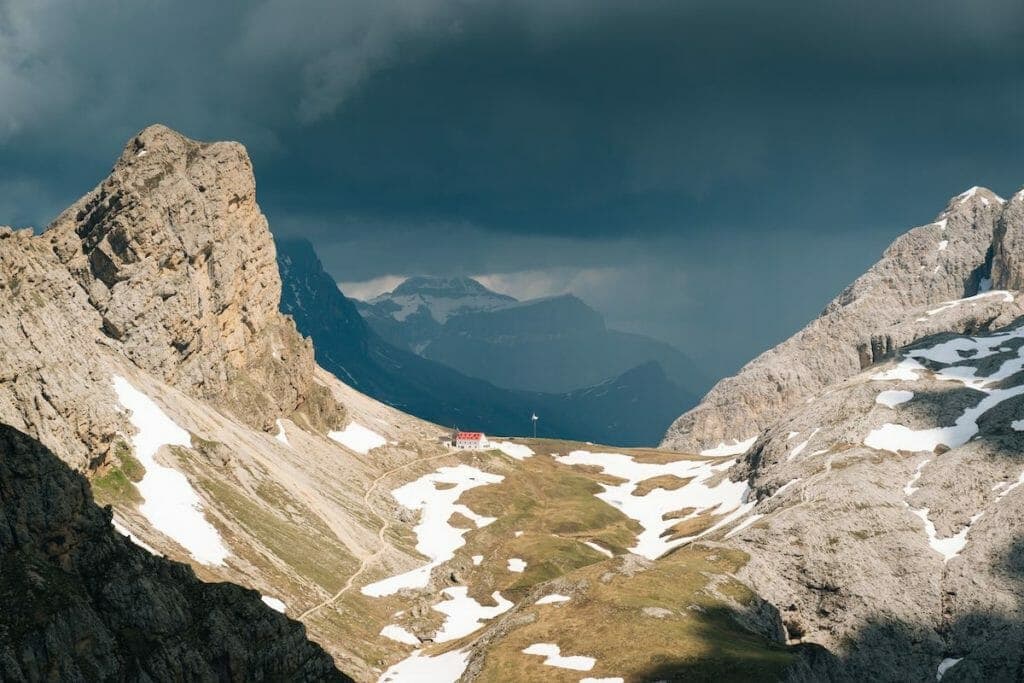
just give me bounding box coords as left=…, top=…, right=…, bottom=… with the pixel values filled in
left=359, top=438, right=793, bottom=681
left=99, top=422, right=792, bottom=681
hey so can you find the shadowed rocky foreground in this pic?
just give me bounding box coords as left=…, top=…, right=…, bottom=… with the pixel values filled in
left=0, top=423, right=349, bottom=682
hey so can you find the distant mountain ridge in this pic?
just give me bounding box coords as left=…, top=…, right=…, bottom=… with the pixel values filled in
left=279, top=239, right=693, bottom=445
left=357, top=275, right=708, bottom=395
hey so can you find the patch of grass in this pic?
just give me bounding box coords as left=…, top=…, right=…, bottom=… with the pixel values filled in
left=90, top=466, right=141, bottom=506
left=200, top=476, right=356, bottom=594
left=474, top=546, right=793, bottom=682
left=665, top=514, right=719, bottom=540
left=112, top=440, right=145, bottom=482
left=634, top=474, right=693, bottom=496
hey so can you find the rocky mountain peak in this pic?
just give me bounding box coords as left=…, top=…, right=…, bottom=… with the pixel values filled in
left=389, top=275, right=507, bottom=299
left=663, top=185, right=1024, bottom=453
left=26, top=125, right=344, bottom=435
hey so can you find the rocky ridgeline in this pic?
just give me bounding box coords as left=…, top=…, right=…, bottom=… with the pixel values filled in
left=0, top=125, right=344, bottom=471
left=657, top=186, right=1024, bottom=679
left=0, top=423, right=348, bottom=681
left=664, top=187, right=1024, bottom=453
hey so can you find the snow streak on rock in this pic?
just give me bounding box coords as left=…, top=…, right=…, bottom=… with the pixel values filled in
left=699, top=436, right=757, bottom=456
left=866, top=325, right=1024, bottom=454
left=261, top=595, right=286, bottom=613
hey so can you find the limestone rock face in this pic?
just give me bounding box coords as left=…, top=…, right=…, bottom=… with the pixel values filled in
left=992, top=189, right=1024, bottom=291
left=0, top=423, right=348, bottom=682
left=0, top=226, right=122, bottom=470
left=663, top=187, right=1017, bottom=453
left=657, top=184, right=1024, bottom=679
left=13, top=124, right=344, bottom=439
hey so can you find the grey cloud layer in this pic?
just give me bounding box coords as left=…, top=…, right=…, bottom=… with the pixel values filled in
left=2, top=0, right=1023, bottom=375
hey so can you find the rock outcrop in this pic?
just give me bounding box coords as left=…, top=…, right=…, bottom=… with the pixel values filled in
left=663, top=186, right=1022, bottom=453
left=0, top=422, right=348, bottom=682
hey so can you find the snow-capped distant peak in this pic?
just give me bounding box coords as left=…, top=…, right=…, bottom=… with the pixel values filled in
left=368, top=276, right=517, bottom=323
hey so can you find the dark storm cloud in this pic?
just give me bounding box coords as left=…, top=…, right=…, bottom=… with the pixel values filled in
left=2, top=0, right=1024, bottom=376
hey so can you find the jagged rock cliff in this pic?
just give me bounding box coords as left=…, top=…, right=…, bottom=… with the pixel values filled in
left=0, top=423, right=349, bottom=682
left=0, top=126, right=344, bottom=472
left=661, top=186, right=1024, bottom=680
left=45, top=124, right=343, bottom=436
left=664, top=187, right=1024, bottom=453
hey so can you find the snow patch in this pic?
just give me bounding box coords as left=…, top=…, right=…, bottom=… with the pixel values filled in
left=937, top=657, right=963, bottom=680
left=699, top=436, right=756, bottom=456
left=521, top=643, right=595, bottom=671
left=494, top=441, right=534, bottom=460
left=871, top=358, right=926, bottom=381
left=536, top=593, right=571, bottom=605
left=379, top=648, right=469, bottom=683
left=877, top=390, right=914, bottom=408
left=112, top=376, right=230, bottom=566
left=786, top=428, right=819, bottom=461
left=583, top=540, right=614, bottom=558
left=111, top=518, right=160, bottom=556
left=996, top=471, right=1024, bottom=499
left=904, top=460, right=930, bottom=496
left=328, top=422, right=387, bottom=454
left=555, top=450, right=752, bottom=560
left=471, top=554, right=483, bottom=565
left=274, top=419, right=289, bottom=445
left=938, top=240, right=948, bottom=251
left=773, top=478, right=802, bottom=497
left=910, top=508, right=981, bottom=562
left=866, top=326, right=1024, bottom=454
left=380, top=624, right=420, bottom=645
left=724, top=513, right=763, bottom=539
left=1012, top=419, right=1024, bottom=431
left=926, top=290, right=1014, bottom=317
left=261, top=595, right=286, bottom=613
left=432, top=587, right=513, bottom=642
left=361, top=465, right=503, bottom=597
left=507, top=557, right=527, bottom=573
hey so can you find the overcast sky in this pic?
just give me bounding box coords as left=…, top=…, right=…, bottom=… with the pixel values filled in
left=3, top=1, right=1023, bottom=378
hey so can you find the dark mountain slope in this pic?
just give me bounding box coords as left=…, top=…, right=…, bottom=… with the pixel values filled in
left=277, top=238, right=690, bottom=445
left=359, top=276, right=708, bottom=395
left=0, top=423, right=348, bottom=682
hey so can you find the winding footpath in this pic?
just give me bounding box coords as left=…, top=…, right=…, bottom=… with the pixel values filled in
left=298, top=448, right=459, bottom=620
